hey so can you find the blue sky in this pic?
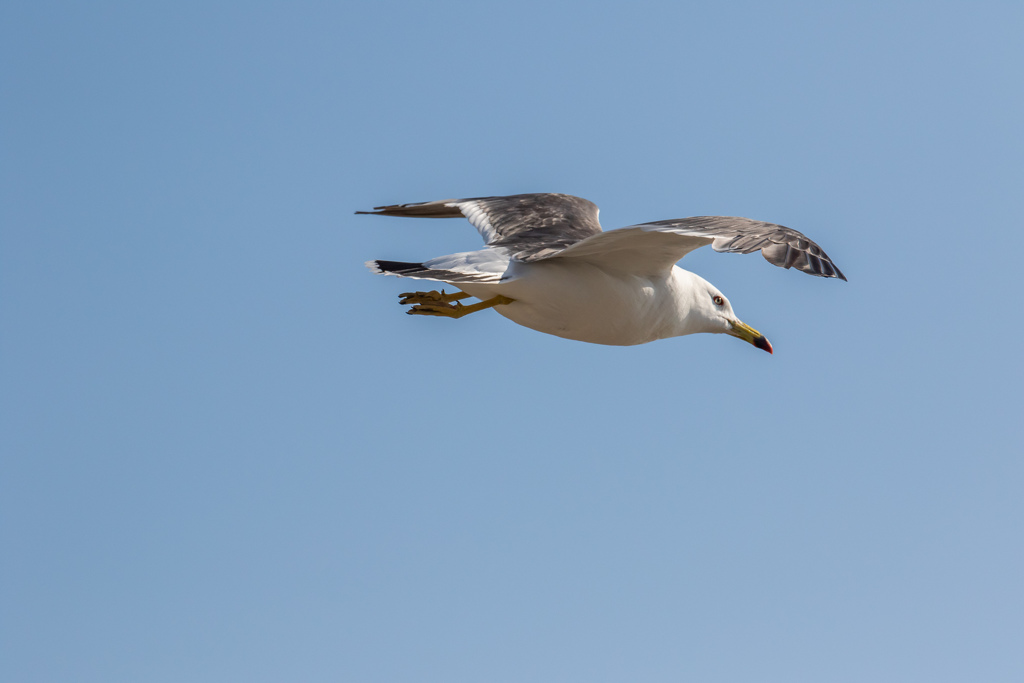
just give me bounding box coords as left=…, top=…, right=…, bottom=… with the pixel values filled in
left=2, top=2, right=1022, bottom=681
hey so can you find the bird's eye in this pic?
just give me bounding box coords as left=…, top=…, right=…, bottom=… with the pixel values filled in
left=713, top=295, right=724, bottom=306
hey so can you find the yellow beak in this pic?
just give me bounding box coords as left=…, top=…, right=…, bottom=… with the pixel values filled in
left=728, top=319, right=773, bottom=354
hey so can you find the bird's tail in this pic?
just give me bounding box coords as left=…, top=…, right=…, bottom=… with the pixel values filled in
left=366, top=260, right=429, bottom=276
left=365, top=258, right=503, bottom=283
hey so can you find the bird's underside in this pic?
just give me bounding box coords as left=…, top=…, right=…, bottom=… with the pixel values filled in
left=359, top=192, right=846, bottom=349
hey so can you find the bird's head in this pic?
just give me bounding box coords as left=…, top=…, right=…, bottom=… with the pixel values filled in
left=697, top=284, right=773, bottom=354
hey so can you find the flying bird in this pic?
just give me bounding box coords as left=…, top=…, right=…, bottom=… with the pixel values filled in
left=361, top=193, right=846, bottom=352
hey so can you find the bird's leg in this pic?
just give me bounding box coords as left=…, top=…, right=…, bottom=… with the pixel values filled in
left=407, top=295, right=515, bottom=319
left=398, top=289, right=472, bottom=306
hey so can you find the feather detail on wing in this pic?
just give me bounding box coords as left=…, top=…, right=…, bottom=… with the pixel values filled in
left=359, top=195, right=845, bottom=279
left=357, top=193, right=603, bottom=261
left=547, top=216, right=846, bottom=280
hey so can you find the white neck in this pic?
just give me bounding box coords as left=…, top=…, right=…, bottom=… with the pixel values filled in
left=665, top=267, right=720, bottom=339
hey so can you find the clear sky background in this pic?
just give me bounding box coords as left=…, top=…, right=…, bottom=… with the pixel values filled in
left=2, top=2, right=1022, bottom=682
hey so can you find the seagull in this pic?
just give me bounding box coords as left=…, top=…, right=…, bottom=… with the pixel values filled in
left=360, top=193, right=846, bottom=353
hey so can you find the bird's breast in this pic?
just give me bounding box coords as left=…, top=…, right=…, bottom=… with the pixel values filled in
left=478, top=261, right=680, bottom=346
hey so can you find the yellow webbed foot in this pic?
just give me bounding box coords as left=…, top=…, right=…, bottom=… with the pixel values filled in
left=398, top=289, right=472, bottom=306
left=404, top=294, right=515, bottom=319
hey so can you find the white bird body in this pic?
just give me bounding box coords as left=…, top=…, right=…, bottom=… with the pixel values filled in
left=460, top=262, right=722, bottom=346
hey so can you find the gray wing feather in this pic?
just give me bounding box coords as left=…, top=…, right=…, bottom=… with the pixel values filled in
left=357, top=193, right=603, bottom=262
left=644, top=216, right=846, bottom=280
left=359, top=195, right=845, bottom=280
left=355, top=199, right=464, bottom=219
left=551, top=215, right=846, bottom=280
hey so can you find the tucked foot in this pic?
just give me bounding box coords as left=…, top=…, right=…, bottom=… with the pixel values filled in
left=398, top=289, right=472, bottom=305
left=406, top=294, right=515, bottom=319
left=407, top=301, right=465, bottom=318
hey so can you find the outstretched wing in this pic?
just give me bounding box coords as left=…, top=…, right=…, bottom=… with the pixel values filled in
left=550, top=216, right=847, bottom=280
left=357, top=193, right=603, bottom=261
